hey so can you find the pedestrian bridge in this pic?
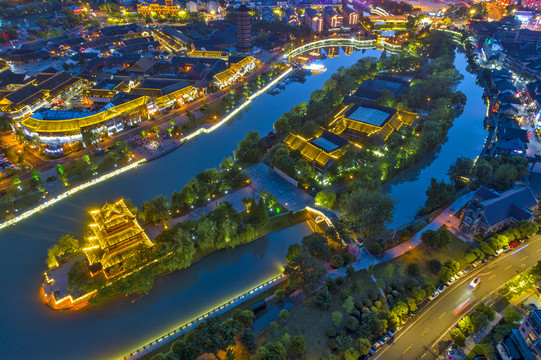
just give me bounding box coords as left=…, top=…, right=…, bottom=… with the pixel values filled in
left=286, top=37, right=402, bottom=61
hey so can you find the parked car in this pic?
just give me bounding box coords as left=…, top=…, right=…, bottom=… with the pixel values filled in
left=446, top=276, right=456, bottom=286
left=495, top=249, right=504, bottom=257
left=510, top=241, right=519, bottom=248
left=437, top=284, right=447, bottom=293
left=456, top=270, right=464, bottom=278
left=472, top=260, right=482, bottom=267
left=429, top=291, right=440, bottom=301
left=463, top=266, right=472, bottom=274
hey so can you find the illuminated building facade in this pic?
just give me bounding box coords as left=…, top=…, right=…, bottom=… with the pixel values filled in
left=84, top=199, right=153, bottom=275
left=304, top=8, right=324, bottom=34
left=0, top=71, right=84, bottom=121
left=343, top=6, right=359, bottom=27
left=324, top=7, right=343, bottom=31
left=137, top=0, right=180, bottom=16
left=212, top=56, right=257, bottom=89
left=332, top=100, right=417, bottom=144
left=237, top=2, right=253, bottom=53
left=284, top=130, right=348, bottom=172
left=21, top=93, right=150, bottom=147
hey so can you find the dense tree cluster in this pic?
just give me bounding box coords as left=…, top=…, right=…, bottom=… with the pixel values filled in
left=479, top=220, right=539, bottom=256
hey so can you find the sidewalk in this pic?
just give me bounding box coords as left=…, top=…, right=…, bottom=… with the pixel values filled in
left=455, top=313, right=503, bottom=360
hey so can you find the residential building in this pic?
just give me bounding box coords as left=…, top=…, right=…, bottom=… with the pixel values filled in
left=343, top=6, right=359, bottom=27
left=517, top=309, right=541, bottom=359
left=304, top=8, right=324, bottom=34
left=324, top=6, right=342, bottom=31
left=186, top=1, right=198, bottom=12
left=490, top=118, right=529, bottom=156
left=459, top=186, right=538, bottom=236
left=284, top=8, right=300, bottom=26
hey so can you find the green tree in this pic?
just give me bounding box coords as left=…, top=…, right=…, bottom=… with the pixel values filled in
left=278, top=309, right=289, bottom=321
left=448, top=157, right=473, bottom=188
left=358, top=338, right=371, bottom=355
left=290, top=335, right=306, bottom=356
left=315, top=189, right=337, bottom=208
left=344, top=348, right=360, bottom=360
left=424, top=178, right=456, bottom=211
left=258, top=342, right=287, bottom=360
left=284, top=251, right=325, bottom=290
left=139, top=195, right=171, bottom=224
left=67, top=261, right=90, bottom=292
left=343, top=296, right=355, bottom=314
left=450, top=328, right=466, bottom=347
left=504, top=307, right=522, bottom=326
left=340, top=189, right=395, bottom=238
left=234, top=130, right=261, bottom=163
left=240, top=327, right=257, bottom=353
left=332, top=311, right=343, bottom=326
left=302, top=233, right=331, bottom=261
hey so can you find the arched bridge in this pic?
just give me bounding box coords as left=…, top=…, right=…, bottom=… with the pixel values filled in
left=286, top=37, right=402, bottom=61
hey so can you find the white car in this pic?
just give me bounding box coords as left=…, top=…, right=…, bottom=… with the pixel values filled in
left=428, top=291, right=440, bottom=301
left=446, top=276, right=456, bottom=286
left=469, top=277, right=481, bottom=288
left=495, top=249, right=504, bottom=257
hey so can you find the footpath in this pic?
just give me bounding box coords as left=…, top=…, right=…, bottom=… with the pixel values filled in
left=330, top=191, right=475, bottom=277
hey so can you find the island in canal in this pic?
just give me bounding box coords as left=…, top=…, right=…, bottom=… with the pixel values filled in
left=42, top=194, right=311, bottom=310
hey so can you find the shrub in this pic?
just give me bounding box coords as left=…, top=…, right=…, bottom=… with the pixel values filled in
left=408, top=263, right=420, bottom=276
left=330, top=254, right=344, bottom=268
left=429, top=259, right=442, bottom=273
left=326, top=328, right=337, bottom=337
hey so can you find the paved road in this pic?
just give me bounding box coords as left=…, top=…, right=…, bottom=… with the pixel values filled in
left=372, top=235, right=541, bottom=360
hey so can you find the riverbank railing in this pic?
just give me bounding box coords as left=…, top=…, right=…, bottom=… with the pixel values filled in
left=119, top=274, right=286, bottom=360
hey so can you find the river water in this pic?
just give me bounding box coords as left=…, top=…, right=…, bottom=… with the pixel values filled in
left=0, top=48, right=381, bottom=360
left=0, top=48, right=487, bottom=360
left=388, top=53, right=488, bottom=227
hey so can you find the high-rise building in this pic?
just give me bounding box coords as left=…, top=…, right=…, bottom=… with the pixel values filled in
left=236, top=2, right=253, bottom=53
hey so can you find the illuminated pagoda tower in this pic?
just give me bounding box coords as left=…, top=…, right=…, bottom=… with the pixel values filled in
left=236, top=0, right=252, bottom=53
left=84, top=199, right=153, bottom=276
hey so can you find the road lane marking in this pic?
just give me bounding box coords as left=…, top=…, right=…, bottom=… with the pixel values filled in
left=439, top=312, right=446, bottom=319
left=521, top=255, right=529, bottom=261
left=403, top=344, right=413, bottom=355
left=422, top=328, right=430, bottom=336
left=488, top=275, right=496, bottom=280
left=505, top=265, right=512, bottom=270
left=537, top=248, right=541, bottom=252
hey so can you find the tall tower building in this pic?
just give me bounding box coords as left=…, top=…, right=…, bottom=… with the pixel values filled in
left=236, top=1, right=252, bottom=53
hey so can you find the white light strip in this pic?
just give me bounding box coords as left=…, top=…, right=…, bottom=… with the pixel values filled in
left=0, top=160, right=145, bottom=230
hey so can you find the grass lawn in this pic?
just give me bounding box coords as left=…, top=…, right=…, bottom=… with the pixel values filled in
left=373, top=232, right=474, bottom=287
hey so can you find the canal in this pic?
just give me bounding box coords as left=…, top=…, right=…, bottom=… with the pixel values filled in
left=0, top=48, right=382, bottom=360
left=387, top=52, right=488, bottom=227
left=0, top=48, right=487, bottom=360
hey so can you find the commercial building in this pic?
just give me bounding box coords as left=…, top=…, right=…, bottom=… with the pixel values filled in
left=84, top=79, right=132, bottom=104
left=304, top=8, right=324, bottom=34
left=212, top=56, right=257, bottom=89
left=84, top=199, right=153, bottom=276
left=0, top=71, right=84, bottom=121
left=131, top=78, right=200, bottom=109
left=284, top=130, right=349, bottom=172
left=137, top=0, right=180, bottom=16
left=21, top=93, right=150, bottom=147
left=349, top=76, right=410, bottom=103
left=459, top=186, right=538, bottom=236
left=331, top=100, right=417, bottom=144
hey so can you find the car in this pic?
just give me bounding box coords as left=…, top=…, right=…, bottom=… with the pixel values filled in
left=387, top=330, right=396, bottom=337
left=456, top=270, right=464, bottom=278
left=463, top=266, right=472, bottom=274
left=383, top=335, right=390, bottom=343
left=503, top=245, right=510, bottom=252
left=446, top=276, right=456, bottom=286
left=495, top=249, right=504, bottom=257
left=429, top=291, right=440, bottom=301
left=469, top=277, right=481, bottom=288
left=510, top=241, right=519, bottom=248
left=472, top=260, right=483, bottom=267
